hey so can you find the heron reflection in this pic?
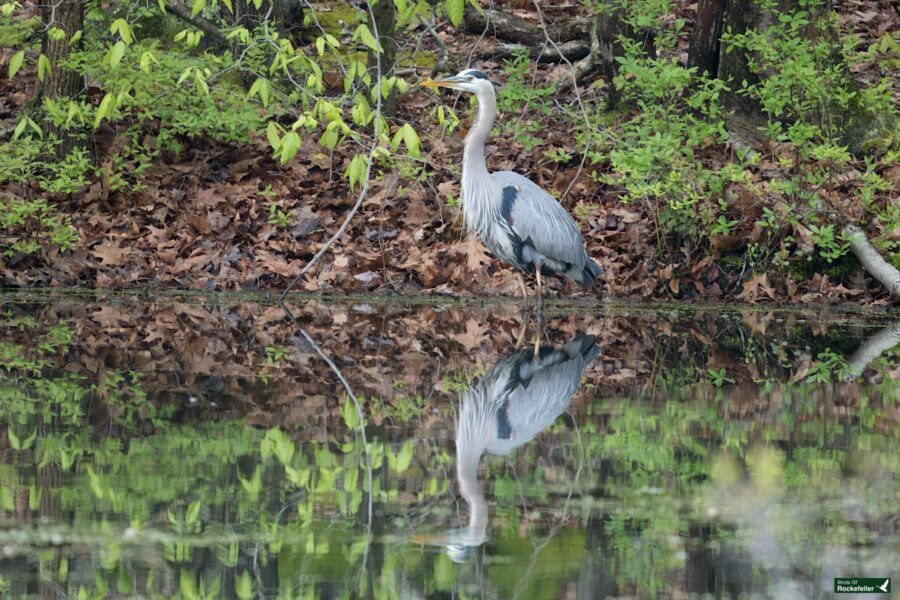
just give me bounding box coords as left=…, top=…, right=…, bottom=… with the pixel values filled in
left=435, top=334, right=599, bottom=562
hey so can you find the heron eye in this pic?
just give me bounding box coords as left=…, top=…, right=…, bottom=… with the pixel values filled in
left=467, top=76, right=475, bottom=81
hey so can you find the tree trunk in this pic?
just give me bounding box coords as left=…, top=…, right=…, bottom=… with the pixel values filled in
left=595, top=6, right=655, bottom=109
left=688, top=0, right=726, bottom=77
left=369, top=0, right=397, bottom=117
left=38, top=0, right=84, bottom=157
left=231, top=0, right=303, bottom=36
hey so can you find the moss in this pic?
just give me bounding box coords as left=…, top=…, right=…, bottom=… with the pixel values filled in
left=791, top=251, right=858, bottom=281
left=314, top=4, right=364, bottom=35
left=398, top=48, right=435, bottom=69
left=839, top=86, right=899, bottom=157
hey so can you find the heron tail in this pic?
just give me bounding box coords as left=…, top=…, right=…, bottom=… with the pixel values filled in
left=561, top=334, right=599, bottom=362
left=581, top=258, right=604, bottom=286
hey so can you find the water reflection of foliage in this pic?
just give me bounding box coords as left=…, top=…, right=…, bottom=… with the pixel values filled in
left=1, top=304, right=897, bottom=599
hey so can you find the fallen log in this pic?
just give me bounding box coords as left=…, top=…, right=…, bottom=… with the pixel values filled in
left=479, top=39, right=591, bottom=63
left=462, top=6, right=589, bottom=46
left=844, top=224, right=900, bottom=300
left=164, top=0, right=229, bottom=48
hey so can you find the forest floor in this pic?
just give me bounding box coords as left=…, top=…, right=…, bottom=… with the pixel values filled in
left=0, top=0, right=898, bottom=305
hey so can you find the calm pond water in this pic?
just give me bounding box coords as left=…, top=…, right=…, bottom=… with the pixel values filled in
left=0, top=292, right=897, bottom=599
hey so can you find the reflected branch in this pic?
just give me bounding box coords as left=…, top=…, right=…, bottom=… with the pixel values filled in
left=843, top=321, right=900, bottom=381
left=279, top=301, right=374, bottom=571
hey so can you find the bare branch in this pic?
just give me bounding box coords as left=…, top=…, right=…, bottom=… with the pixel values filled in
left=279, top=7, right=386, bottom=298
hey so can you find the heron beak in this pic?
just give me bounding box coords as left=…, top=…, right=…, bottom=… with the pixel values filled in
left=420, top=77, right=461, bottom=88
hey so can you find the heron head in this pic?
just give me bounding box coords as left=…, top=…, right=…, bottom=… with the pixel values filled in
left=421, top=69, right=493, bottom=94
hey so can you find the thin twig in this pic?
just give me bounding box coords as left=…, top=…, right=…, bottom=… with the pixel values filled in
left=531, top=0, right=592, bottom=201
left=280, top=9, right=385, bottom=300
left=279, top=303, right=374, bottom=519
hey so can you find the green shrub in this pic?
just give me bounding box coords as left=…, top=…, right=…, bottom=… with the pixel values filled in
left=0, top=197, right=78, bottom=258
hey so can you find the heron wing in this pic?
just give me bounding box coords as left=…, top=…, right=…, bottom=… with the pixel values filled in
left=491, top=171, right=588, bottom=270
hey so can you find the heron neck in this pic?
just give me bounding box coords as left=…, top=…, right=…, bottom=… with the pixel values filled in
left=461, top=89, right=498, bottom=235
left=463, top=91, right=495, bottom=179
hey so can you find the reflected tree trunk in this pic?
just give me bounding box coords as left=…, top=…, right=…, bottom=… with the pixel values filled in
left=685, top=523, right=715, bottom=594
left=577, top=516, right=617, bottom=599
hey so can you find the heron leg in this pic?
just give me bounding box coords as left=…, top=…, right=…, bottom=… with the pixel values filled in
left=512, top=273, right=530, bottom=349
left=514, top=316, right=528, bottom=349
left=533, top=263, right=544, bottom=357
left=516, top=272, right=528, bottom=303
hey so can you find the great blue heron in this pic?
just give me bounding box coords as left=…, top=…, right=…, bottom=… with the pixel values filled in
left=417, top=334, right=599, bottom=562
left=421, top=69, right=603, bottom=308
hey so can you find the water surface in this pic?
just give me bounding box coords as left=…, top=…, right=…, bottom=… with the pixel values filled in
left=0, top=292, right=897, bottom=599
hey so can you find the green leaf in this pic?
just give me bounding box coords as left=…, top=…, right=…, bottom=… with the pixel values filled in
left=222, top=0, right=233, bottom=13
left=400, top=123, right=420, bottom=157
left=391, top=440, right=414, bottom=473
left=21, top=429, right=36, bottom=450
left=278, top=130, right=301, bottom=164
left=94, top=93, right=116, bottom=129
left=86, top=465, right=104, bottom=500
left=319, top=127, right=338, bottom=150
left=315, top=36, right=325, bottom=56
left=193, top=70, right=208, bottom=94
left=345, top=153, right=368, bottom=191
left=109, top=18, right=134, bottom=44
left=353, top=24, right=380, bottom=52
left=239, top=467, right=262, bottom=499
left=235, top=571, right=253, bottom=600
left=139, top=50, right=158, bottom=72
left=37, top=53, right=51, bottom=82
left=446, top=0, right=464, bottom=27
left=185, top=499, right=202, bottom=525
left=340, top=396, right=360, bottom=429
left=107, top=41, right=127, bottom=68
left=248, top=77, right=271, bottom=107
left=8, top=50, right=24, bottom=79
left=191, top=0, right=205, bottom=16
left=266, top=122, right=282, bottom=149
left=8, top=428, right=20, bottom=450
left=392, top=123, right=420, bottom=157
